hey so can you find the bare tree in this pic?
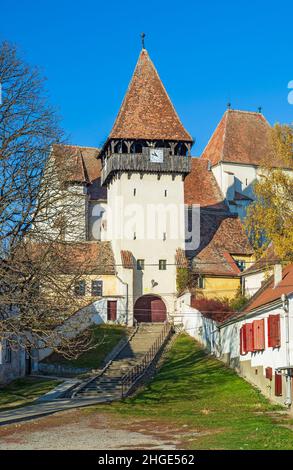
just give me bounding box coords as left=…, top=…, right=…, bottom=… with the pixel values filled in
left=0, top=42, right=107, bottom=358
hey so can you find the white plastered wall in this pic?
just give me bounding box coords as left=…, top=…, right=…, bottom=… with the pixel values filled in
left=106, top=172, right=186, bottom=320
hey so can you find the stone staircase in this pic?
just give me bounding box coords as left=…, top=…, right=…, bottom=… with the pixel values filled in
left=71, top=323, right=167, bottom=400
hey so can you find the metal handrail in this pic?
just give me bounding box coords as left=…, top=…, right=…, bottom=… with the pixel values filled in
left=121, top=322, right=173, bottom=398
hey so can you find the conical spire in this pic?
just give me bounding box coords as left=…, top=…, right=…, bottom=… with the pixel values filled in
left=109, top=49, right=192, bottom=142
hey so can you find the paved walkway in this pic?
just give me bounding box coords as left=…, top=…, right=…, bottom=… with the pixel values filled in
left=0, top=397, right=112, bottom=426
left=0, top=409, right=182, bottom=450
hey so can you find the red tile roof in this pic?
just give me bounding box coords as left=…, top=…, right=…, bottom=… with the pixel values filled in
left=189, top=212, right=253, bottom=276
left=52, top=144, right=107, bottom=200
left=21, top=241, right=115, bottom=275
left=190, top=296, right=236, bottom=323
left=108, top=49, right=192, bottom=142
left=201, top=109, right=286, bottom=167
left=184, top=158, right=227, bottom=209
left=120, top=250, right=134, bottom=269
left=244, top=263, right=293, bottom=312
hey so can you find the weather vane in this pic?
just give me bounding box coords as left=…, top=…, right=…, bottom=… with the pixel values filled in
left=141, top=32, right=146, bottom=49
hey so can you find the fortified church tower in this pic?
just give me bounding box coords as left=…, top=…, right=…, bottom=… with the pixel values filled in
left=99, top=38, right=193, bottom=324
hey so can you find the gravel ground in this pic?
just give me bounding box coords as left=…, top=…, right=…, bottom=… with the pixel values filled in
left=0, top=408, right=191, bottom=450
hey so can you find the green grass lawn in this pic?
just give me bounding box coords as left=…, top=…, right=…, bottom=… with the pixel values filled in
left=95, top=334, right=293, bottom=450
left=0, top=377, right=60, bottom=411
left=43, top=324, right=127, bottom=369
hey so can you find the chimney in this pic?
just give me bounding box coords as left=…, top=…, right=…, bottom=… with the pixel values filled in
left=274, top=264, right=282, bottom=288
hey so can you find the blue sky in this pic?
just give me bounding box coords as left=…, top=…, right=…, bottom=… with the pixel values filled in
left=1, top=0, right=292, bottom=154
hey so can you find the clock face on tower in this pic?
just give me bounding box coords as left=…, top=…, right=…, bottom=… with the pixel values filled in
left=149, top=148, right=164, bottom=163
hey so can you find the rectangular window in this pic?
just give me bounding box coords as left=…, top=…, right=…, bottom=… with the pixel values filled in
left=275, top=373, right=282, bottom=396
left=253, top=319, right=265, bottom=351
left=74, top=280, right=86, bottom=296
left=4, top=343, right=12, bottom=364
left=164, top=189, right=167, bottom=197
left=137, top=259, right=145, bottom=270
left=268, top=314, right=281, bottom=348
left=91, top=280, right=103, bottom=297
left=133, top=188, right=136, bottom=196
left=235, top=259, right=246, bottom=272
left=265, top=367, right=273, bottom=380
left=197, top=276, right=205, bottom=289
left=159, top=259, right=167, bottom=270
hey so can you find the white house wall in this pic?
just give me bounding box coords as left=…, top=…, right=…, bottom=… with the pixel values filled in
left=88, top=201, right=108, bottom=241
left=38, top=295, right=127, bottom=362
left=179, top=295, right=293, bottom=406
left=0, top=343, right=26, bottom=385
left=243, top=270, right=272, bottom=298
left=176, top=294, right=219, bottom=355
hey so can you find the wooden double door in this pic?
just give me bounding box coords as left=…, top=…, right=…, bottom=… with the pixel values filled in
left=134, top=295, right=167, bottom=323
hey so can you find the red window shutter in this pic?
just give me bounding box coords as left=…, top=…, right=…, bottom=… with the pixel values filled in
left=265, top=367, right=273, bottom=380
left=253, top=319, right=265, bottom=351
left=245, top=323, right=254, bottom=352
left=268, top=315, right=281, bottom=348
left=275, top=373, right=282, bottom=396
left=240, top=326, right=247, bottom=355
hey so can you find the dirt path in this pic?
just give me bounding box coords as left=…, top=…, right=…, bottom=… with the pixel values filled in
left=0, top=408, right=192, bottom=450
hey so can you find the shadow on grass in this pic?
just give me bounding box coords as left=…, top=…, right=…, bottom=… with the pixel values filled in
left=0, top=377, right=60, bottom=411
left=131, top=335, right=267, bottom=405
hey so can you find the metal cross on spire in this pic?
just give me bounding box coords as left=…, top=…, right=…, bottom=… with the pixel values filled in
left=141, top=32, right=146, bottom=49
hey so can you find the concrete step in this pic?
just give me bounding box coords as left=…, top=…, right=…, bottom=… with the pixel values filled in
left=73, top=323, right=169, bottom=399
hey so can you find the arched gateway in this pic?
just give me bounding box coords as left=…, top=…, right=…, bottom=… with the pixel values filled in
left=134, top=295, right=167, bottom=323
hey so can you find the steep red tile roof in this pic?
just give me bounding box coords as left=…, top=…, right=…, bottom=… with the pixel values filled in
left=52, top=144, right=107, bottom=200
left=108, top=49, right=192, bottom=142
left=189, top=212, right=253, bottom=276
left=184, top=158, right=227, bottom=209
left=244, top=264, right=293, bottom=312
left=201, top=109, right=285, bottom=167
left=222, top=251, right=241, bottom=274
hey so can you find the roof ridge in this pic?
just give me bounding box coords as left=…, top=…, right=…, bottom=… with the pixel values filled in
left=227, top=109, right=264, bottom=116
left=221, top=110, right=229, bottom=162
left=79, top=149, right=89, bottom=183
left=64, top=144, right=100, bottom=150
left=226, top=108, right=271, bottom=126
left=243, top=272, right=275, bottom=312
